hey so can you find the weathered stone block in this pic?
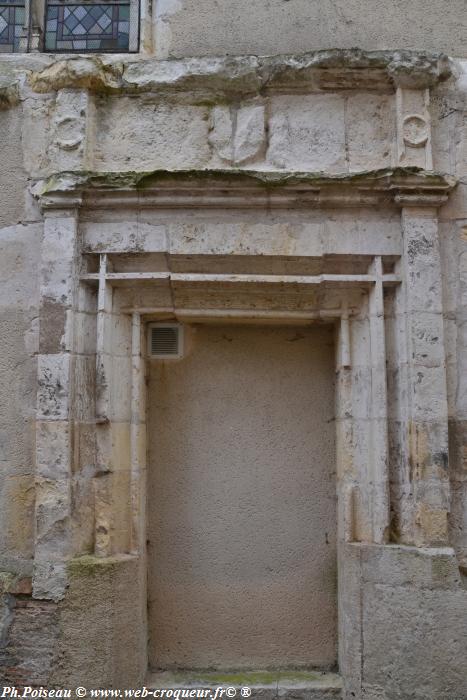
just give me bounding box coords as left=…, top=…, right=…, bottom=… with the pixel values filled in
left=0, top=106, right=28, bottom=227
left=415, top=503, right=449, bottom=545
left=22, top=95, right=53, bottom=177
left=323, top=212, right=401, bottom=256
left=74, top=310, right=97, bottom=356
left=0, top=474, right=35, bottom=561
left=111, top=313, right=132, bottom=357
left=39, top=297, right=68, bottom=354
left=233, top=104, right=265, bottom=164
left=94, top=98, right=211, bottom=170
left=405, top=264, right=443, bottom=313
left=36, top=420, right=71, bottom=480
left=108, top=356, right=132, bottom=420
left=50, top=554, right=146, bottom=687
left=40, top=216, right=78, bottom=305
left=108, top=421, right=131, bottom=472
left=35, top=476, right=71, bottom=549
left=340, top=543, right=467, bottom=699
left=350, top=367, right=372, bottom=420
left=32, top=560, right=67, bottom=602
left=37, top=354, right=70, bottom=420
left=74, top=354, right=96, bottom=422
left=267, top=95, right=346, bottom=172
left=346, top=94, right=395, bottom=171
left=81, top=221, right=167, bottom=253
left=167, top=220, right=325, bottom=257
left=208, top=105, right=232, bottom=162
left=409, top=311, right=447, bottom=367
left=410, top=365, right=448, bottom=420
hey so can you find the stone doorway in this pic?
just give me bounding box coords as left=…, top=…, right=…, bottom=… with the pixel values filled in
left=147, top=323, right=337, bottom=671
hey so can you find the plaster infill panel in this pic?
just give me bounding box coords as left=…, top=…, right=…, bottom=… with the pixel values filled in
left=147, top=324, right=337, bottom=670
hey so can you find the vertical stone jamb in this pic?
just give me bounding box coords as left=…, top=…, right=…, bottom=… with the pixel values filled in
left=336, top=304, right=356, bottom=544
left=93, top=256, right=135, bottom=557
left=130, top=0, right=144, bottom=51
left=96, top=254, right=112, bottom=422
left=94, top=253, right=114, bottom=557
left=368, top=257, right=390, bottom=543
left=130, top=312, right=146, bottom=555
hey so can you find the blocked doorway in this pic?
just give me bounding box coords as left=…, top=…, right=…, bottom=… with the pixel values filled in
left=147, top=323, right=337, bottom=671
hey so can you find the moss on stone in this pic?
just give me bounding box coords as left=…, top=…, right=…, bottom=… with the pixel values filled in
left=156, top=670, right=323, bottom=686
left=197, top=670, right=321, bottom=684
left=0, top=81, right=19, bottom=110
left=67, top=554, right=133, bottom=578
left=0, top=571, right=16, bottom=594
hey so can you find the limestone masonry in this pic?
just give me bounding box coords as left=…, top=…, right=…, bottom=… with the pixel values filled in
left=1, top=3, right=467, bottom=698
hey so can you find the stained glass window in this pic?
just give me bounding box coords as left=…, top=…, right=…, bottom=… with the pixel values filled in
left=0, top=0, right=27, bottom=53
left=44, top=0, right=139, bottom=52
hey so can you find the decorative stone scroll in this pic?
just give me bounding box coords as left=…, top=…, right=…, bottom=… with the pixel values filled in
left=402, top=114, right=429, bottom=147
left=396, top=87, right=433, bottom=169
left=49, top=89, right=91, bottom=171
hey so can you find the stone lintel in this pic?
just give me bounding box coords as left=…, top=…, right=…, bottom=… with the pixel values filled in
left=33, top=167, right=457, bottom=211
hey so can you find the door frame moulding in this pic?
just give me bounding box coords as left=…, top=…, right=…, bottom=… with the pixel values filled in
left=33, top=167, right=455, bottom=211
left=85, top=244, right=394, bottom=552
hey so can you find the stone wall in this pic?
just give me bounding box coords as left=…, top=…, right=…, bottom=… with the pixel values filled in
left=0, top=29, right=466, bottom=700
left=433, top=64, right=467, bottom=569
left=152, top=0, right=467, bottom=59
left=339, top=543, right=467, bottom=700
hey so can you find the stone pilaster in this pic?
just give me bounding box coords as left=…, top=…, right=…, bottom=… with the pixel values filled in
left=395, top=205, right=450, bottom=546
left=34, top=210, right=80, bottom=601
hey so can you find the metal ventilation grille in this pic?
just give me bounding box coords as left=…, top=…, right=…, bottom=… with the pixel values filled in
left=148, top=323, right=183, bottom=359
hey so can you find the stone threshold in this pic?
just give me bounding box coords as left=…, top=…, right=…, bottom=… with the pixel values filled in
left=146, top=670, right=343, bottom=699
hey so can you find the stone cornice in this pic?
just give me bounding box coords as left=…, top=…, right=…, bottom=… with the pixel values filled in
left=25, top=49, right=452, bottom=97
left=32, top=167, right=457, bottom=210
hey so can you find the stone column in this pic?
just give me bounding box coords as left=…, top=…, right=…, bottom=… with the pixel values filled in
left=395, top=203, right=450, bottom=546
